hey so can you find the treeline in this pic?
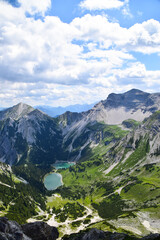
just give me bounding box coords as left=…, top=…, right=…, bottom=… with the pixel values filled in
left=0, top=163, right=53, bottom=224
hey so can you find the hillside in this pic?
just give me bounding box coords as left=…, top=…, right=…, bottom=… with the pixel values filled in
left=0, top=103, right=68, bottom=165
left=0, top=89, right=160, bottom=238
left=51, top=111, right=160, bottom=237
left=58, top=89, right=160, bottom=161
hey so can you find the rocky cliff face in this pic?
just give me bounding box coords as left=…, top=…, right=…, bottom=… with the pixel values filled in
left=62, top=228, right=160, bottom=240
left=58, top=89, right=160, bottom=161
left=0, top=104, right=68, bottom=165
left=0, top=103, right=34, bottom=121
left=60, top=89, right=160, bottom=130
left=1, top=218, right=159, bottom=240
left=1, top=89, right=160, bottom=164
left=105, top=110, right=160, bottom=166
left=0, top=217, right=59, bottom=240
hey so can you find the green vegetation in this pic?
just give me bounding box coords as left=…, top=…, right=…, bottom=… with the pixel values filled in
left=0, top=163, right=51, bottom=224
left=108, top=137, right=150, bottom=176
left=1, top=109, right=160, bottom=238
left=54, top=202, right=86, bottom=222
left=87, top=123, right=129, bottom=146
left=92, top=193, right=126, bottom=219
left=122, top=119, right=141, bottom=129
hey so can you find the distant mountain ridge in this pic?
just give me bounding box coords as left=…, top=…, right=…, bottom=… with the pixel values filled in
left=58, top=89, right=160, bottom=128
left=36, top=103, right=95, bottom=117
left=57, top=89, right=160, bottom=161
left=1, top=89, right=160, bottom=164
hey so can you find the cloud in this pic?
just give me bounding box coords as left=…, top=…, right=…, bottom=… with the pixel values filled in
left=79, top=0, right=125, bottom=11
left=79, top=0, right=132, bottom=18
left=18, top=0, right=51, bottom=16
left=71, top=15, right=160, bottom=54
left=121, top=0, right=132, bottom=17
left=0, top=2, right=160, bottom=107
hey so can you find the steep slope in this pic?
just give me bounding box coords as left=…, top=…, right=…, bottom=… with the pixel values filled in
left=1, top=89, right=160, bottom=164
left=58, top=89, right=160, bottom=161
left=0, top=103, right=68, bottom=165
left=49, top=111, right=160, bottom=237
left=0, top=161, right=50, bottom=224
left=104, top=110, right=160, bottom=174
left=1, top=91, right=160, bottom=238
left=0, top=103, right=34, bottom=121
left=92, top=111, right=160, bottom=235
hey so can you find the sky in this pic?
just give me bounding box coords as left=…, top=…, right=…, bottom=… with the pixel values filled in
left=0, top=0, right=160, bottom=107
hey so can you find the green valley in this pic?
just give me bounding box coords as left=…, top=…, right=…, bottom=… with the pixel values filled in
left=1, top=90, right=160, bottom=239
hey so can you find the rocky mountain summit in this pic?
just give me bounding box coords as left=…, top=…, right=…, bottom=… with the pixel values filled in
left=57, top=89, right=160, bottom=161
left=58, top=89, right=160, bottom=128
left=0, top=103, right=34, bottom=121
left=1, top=89, right=160, bottom=164
left=0, top=103, right=67, bottom=165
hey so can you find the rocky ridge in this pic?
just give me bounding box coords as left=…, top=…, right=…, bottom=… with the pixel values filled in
left=58, top=89, right=160, bottom=161
left=1, top=218, right=160, bottom=240
left=1, top=89, right=160, bottom=163
left=0, top=104, right=67, bottom=165
left=62, top=228, right=160, bottom=240
left=0, top=103, right=34, bottom=121
left=0, top=217, right=59, bottom=240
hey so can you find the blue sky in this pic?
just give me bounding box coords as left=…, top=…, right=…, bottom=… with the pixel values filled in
left=0, top=0, right=160, bottom=107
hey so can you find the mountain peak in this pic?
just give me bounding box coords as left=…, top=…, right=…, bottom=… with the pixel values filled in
left=125, top=88, right=145, bottom=94
left=103, top=89, right=150, bottom=109
left=0, top=102, right=34, bottom=121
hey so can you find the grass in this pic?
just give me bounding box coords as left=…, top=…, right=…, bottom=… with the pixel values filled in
left=122, top=119, right=141, bottom=129
left=142, top=205, right=160, bottom=218
left=121, top=183, right=160, bottom=203
left=107, top=138, right=149, bottom=176
left=87, top=220, right=117, bottom=232
left=60, top=161, right=104, bottom=187
left=47, top=194, right=72, bottom=209
left=79, top=123, right=129, bottom=162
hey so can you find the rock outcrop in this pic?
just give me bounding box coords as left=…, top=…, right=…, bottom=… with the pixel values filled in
left=2, top=89, right=160, bottom=164
left=1, top=218, right=160, bottom=240
left=22, top=222, right=59, bottom=240
left=62, top=228, right=160, bottom=240
left=0, top=217, right=59, bottom=240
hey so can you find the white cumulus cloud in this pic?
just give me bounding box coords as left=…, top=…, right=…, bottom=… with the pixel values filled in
left=80, top=0, right=125, bottom=10
left=0, top=2, right=160, bottom=107
left=19, top=0, right=51, bottom=16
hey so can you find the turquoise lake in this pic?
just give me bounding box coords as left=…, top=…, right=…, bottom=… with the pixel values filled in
left=44, top=173, right=62, bottom=191
left=44, top=162, right=75, bottom=190
left=53, top=162, right=75, bottom=169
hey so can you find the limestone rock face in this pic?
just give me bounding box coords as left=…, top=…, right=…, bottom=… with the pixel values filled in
left=0, top=104, right=66, bottom=165
left=0, top=217, right=59, bottom=240
left=62, top=228, right=137, bottom=240
left=0, top=103, right=34, bottom=121
left=2, top=89, right=160, bottom=164
left=0, top=217, right=31, bottom=240
left=22, top=222, right=59, bottom=240
left=62, top=228, right=160, bottom=240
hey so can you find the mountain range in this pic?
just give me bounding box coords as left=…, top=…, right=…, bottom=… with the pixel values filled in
left=1, top=88, right=160, bottom=165
left=1, top=89, right=160, bottom=238
left=35, top=103, right=95, bottom=117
